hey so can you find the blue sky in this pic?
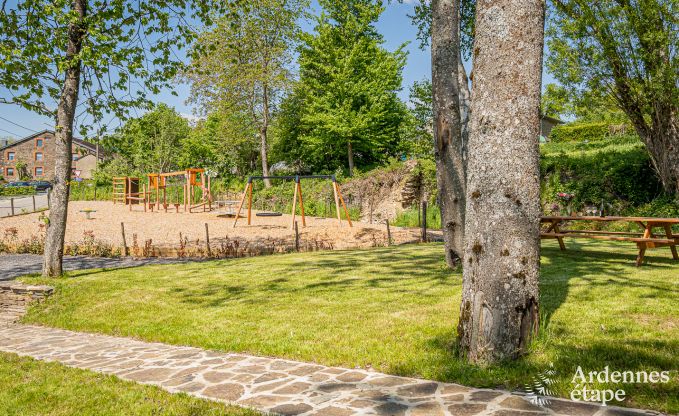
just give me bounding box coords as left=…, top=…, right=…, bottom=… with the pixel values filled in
left=0, top=1, right=553, bottom=140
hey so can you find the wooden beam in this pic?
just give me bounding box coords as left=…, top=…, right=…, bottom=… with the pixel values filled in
left=298, top=182, right=306, bottom=227
left=332, top=181, right=341, bottom=226
left=335, top=183, right=352, bottom=228
left=291, top=181, right=299, bottom=230
left=232, top=183, right=250, bottom=228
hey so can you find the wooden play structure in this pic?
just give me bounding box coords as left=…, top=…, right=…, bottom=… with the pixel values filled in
left=113, top=168, right=213, bottom=213
left=233, top=175, right=352, bottom=229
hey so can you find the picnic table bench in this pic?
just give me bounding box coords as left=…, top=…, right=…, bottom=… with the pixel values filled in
left=541, top=216, right=679, bottom=266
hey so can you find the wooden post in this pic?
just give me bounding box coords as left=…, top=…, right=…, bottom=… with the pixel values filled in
left=143, top=184, right=147, bottom=212
left=232, top=182, right=250, bottom=228
left=10, top=198, right=14, bottom=216
left=47, top=188, right=51, bottom=208
left=332, top=182, right=341, bottom=226
left=291, top=180, right=299, bottom=229
left=32, top=195, right=36, bottom=212
left=205, top=223, right=211, bottom=257
left=207, top=174, right=212, bottom=211
left=385, top=219, right=392, bottom=246
left=335, top=184, right=352, bottom=228
left=94, top=186, right=97, bottom=201
left=298, top=182, right=306, bottom=227
left=294, top=221, right=300, bottom=252
left=120, top=222, right=128, bottom=256
left=421, top=201, right=427, bottom=243
left=247, top=182, right=253, bottom=225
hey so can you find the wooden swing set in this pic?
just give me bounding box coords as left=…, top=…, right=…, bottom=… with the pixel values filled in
left=232, top=175, right=352, bottom=229
left=113, top=168, right=213, bottom=213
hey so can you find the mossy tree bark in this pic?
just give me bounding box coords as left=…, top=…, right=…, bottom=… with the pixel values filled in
left=431, top=0, right=466, bottom=268
left=458, top=0, right=545, bottom=363
left=42, top=0, right=86, bottom=277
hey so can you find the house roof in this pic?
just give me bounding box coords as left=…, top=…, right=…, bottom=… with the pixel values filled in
left=541, top=115, right=565, bottom=125
left=0, top=130, right=105, bottom=160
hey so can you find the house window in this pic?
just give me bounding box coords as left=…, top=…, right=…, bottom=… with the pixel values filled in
left=7, top=152, right=14, bottom=161
left=34, top=167, right=43, bottom=177
left=72, top=153, right=79, bottom=161
left=5, top=167, right=14, bottom=176
left=36, top=138, right=44, bottom=147
left=35, top=152, right=43, bottom=161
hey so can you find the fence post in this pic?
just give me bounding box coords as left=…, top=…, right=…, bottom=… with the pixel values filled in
left=94, top=186, right=97, bottom=201
left=10, top=198, right=14, bottom=216
left=385, top=219, right=392, bottom=246
left=294, top=221, right=300, bottom=252
left=421, top=201, right=427, bottom=243
left=120, top=222, right=128, bottom=256
left=205, top=223, right=211, bottom=257
left=32, top=195, right=36, bottom=212
left=47, top=188, right=51, bottom=208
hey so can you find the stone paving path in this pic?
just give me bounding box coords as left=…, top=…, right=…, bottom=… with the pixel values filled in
left=0, top=321, right=659, bottom=416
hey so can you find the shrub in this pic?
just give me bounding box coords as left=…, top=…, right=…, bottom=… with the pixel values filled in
left=550, top=122, right=611, bottom=142
left=0, top=186, right=36, bottom=197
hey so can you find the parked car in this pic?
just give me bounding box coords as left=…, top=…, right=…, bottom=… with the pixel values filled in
left=29, top=180, right=53, bottom=192
left=2, top=181, right=31, bottom=188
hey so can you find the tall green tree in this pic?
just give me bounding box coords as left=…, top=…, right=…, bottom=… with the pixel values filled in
left=285, top=0, right=408, bottom=176
left=185, top=0, right=307, bottom=187
left=102, top=104, right=190, bottom=175
left=0, top=0, right=218, bottom=277
left=547, top=0, right=678, bottom=196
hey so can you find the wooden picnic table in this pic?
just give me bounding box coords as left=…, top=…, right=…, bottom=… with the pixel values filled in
left=541, top=215, right=679, bottom=266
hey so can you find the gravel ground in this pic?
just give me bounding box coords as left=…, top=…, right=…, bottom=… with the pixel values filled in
left=0, top=254, right=196, bottom=280
left=0, top=201, right=436, bottom=256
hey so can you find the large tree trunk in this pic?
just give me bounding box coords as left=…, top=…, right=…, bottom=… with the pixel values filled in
left=42, top=0, right=86, bottom=277
left=261, top=83, right=272, bottom=188
left=431, top=0, right=466, bottom=268
left=457, top=0, right=545, bottom=363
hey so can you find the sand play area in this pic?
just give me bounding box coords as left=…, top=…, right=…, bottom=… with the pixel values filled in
left=0, top=201, right=437, bottom=257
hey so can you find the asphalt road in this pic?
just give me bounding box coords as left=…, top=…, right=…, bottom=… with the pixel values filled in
left=0, top=254, right=197, bottom=280
left=0, top=194, right=49, bottom=217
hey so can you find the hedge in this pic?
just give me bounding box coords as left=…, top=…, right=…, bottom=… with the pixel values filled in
left=0, top=186, right=36, bottom=197
left=550, top=122, right=610, bottom=143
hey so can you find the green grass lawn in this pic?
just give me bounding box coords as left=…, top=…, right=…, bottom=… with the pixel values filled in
left=0, top=352, right=259, bottom=415
left=19, top=240, right=679, bottom=413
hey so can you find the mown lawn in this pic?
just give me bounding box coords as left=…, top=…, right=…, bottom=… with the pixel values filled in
left=20, top=240, right=679, bottom=413
left=0, top=352, right=259, bottom=415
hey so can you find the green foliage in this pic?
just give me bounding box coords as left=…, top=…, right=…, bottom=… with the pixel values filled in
left=546, top=0, right=676, bottom=130
left=275, top=0, right=409, bottom=174
left=0, top=186, right=36, bottom=197
left=549, top=122, right=611, bottom=142
left=100, top=104, right=190, bottom=175
left=392, top=204, right=441, bottom=229
left=540, top=134, right=663, bottom=211
left=0, top=0, right=220, bottom=135
left=401, top=80, right=434, bottom=160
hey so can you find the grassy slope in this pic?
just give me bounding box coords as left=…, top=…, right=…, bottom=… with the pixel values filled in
left=20, top=241, right=679, bottom=413
left=0, top=352, right=259, bottom=415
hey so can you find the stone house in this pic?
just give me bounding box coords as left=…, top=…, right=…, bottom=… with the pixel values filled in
left=0, top=130, right=104, bottom=181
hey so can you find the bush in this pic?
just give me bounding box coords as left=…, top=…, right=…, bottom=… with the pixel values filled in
left=0, top=186, right=36, bottom=197
left=550, top=122, right=611, bottom=142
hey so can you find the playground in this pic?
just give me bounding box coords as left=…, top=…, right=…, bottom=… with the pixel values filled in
left=0, top=199, right=433, bottom=257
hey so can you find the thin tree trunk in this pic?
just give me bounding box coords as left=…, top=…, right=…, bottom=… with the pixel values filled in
left=431, top=0, right=465, bottom=268
left=633, top=108, right=679, bottom=197
left=458, top=0, right=545, bottom=363
left=458, top=60, right=471, bottom=150
left=347, top=140, right=354, bottom=177
left=42, top=0, right=86, bottom=277
left=261, top=83, right=272, bottom=188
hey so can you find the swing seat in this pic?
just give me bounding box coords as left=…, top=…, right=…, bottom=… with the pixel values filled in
left=256, top=212, right=283, bottom=217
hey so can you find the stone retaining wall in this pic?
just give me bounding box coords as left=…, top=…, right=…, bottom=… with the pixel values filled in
left=0, top=282, right=53, bottom=323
